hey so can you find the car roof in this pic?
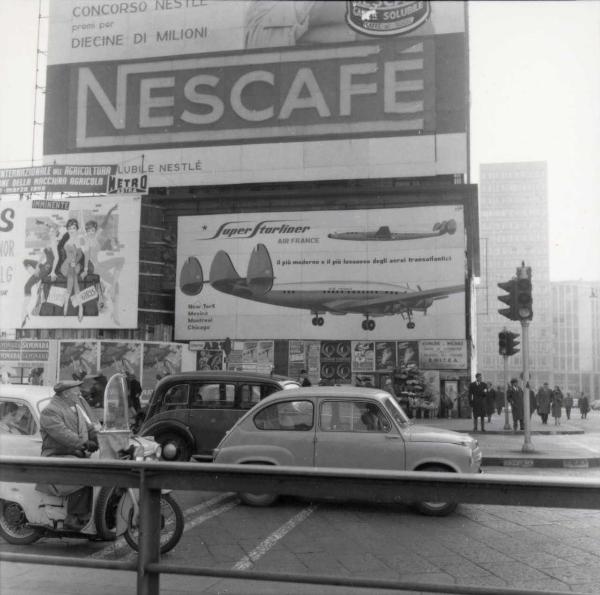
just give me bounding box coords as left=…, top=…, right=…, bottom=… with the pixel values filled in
left=0, top=384, right=54, bottom=405
left=258, top=385, right=390, bottom=405
left=153, top=371, right=299, bottom=388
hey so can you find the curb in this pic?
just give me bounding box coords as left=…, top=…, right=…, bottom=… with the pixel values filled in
left=457, top=430, right=585, bottom=436
left=483, top=456, right=600, bottom=468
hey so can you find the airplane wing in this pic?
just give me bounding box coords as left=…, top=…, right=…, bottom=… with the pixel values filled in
left=362, top=284, right=464, bottom=307
left=318, top=285, right=464, bottom=315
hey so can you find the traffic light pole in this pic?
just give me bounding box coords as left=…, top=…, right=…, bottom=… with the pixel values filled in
left=503, top=354, right=511, bottom=430
left=521, top=320, right=534, bottom=452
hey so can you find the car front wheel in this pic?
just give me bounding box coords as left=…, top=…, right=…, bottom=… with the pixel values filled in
left=239, top=491, right=278, bottom=507
left=413, top=465, right=458, bottom=517
left=238, top=463, right=279, bottom=507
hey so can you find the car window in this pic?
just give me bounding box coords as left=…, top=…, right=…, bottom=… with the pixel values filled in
left=238, top=384, right=262, bottom=409
left=191, top=383, right=236, bottom=409
left=0, top=399, right=37, bottom=436
left=320, top=400, right=390, bottom=433
left=254, top=400, right=313, bottom=431
left=158, top=384, right=189, bottom=413
left=381, top=396, right=410, bottom=426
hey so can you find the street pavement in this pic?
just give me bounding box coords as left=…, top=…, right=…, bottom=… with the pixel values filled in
left=2, top=409, right=600, bottom=595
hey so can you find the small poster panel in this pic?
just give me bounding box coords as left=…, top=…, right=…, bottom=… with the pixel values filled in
left=419, top=340, right=467, bottom=369
left=352, top=341, right=375, bottom=373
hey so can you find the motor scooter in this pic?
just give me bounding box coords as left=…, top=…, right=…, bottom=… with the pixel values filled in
left=0, top=373, right=184, bottom=553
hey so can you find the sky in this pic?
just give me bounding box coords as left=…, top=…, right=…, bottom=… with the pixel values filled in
left=0, top=1, right=598, bottom=282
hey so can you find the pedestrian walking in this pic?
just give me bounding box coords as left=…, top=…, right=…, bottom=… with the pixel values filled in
left=507, top=378, right=524, bottom=431
left=495, top=385, right=505, bottom=415
left=564, top=392, right=573, bottom=420
left=536, top=382, right=552, bottom=424
left=551, top=385, right=563, bottom=425
left=579, top=392, right=590, bottom=419
left=485, top=382, right=496, bottom=423
left=468, top=373, right=487, bottom=431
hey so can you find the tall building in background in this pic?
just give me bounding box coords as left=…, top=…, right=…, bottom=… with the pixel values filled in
left=476, top=162, right=552, bottom=388
left=552, top=281, right=600, bottom=398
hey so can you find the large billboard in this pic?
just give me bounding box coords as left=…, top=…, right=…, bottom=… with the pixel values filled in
left=0, top=195, right=141, bottom=330
left=44, top=1, right=468, bottom=187
left=175, top=205, right=466, bottom=340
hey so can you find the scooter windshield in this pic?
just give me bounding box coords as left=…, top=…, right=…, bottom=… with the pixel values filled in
left=103, top=373, right=129, bottom=430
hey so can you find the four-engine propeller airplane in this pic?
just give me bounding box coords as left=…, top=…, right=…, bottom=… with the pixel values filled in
left=180, top=244, right=464, bottom=331
left=327, top=219, right=457, bottom=241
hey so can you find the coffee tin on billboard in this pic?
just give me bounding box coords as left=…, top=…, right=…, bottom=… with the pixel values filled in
left=346, top=1, right=431, bottom=37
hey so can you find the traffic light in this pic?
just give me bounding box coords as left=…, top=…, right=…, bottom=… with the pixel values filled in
left=515, top=264, right=533, bottom=320
left=506, top=331, right=520, bottom=355
left=498, top=279, right=518, bottom=321
left=498, top=330, right=508, bottom=355
left=498, top=330, right=520, bottom=356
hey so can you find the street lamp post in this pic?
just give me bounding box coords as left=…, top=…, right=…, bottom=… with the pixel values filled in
left=503, top=354, right=511, bottom=430
left=521, top=319, right=534, bottom=452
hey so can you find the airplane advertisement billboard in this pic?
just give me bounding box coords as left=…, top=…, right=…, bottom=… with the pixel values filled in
left=44, top=1, right=467, bottom=187
left=0, top=195, right=141, bottom=330
left=175, top=204, right=466, bottom=340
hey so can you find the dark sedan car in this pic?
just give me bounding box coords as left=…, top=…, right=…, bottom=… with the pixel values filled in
left=138, top=371, right=300, bottom=461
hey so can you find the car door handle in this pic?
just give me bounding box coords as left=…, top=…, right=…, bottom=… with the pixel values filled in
left=385, top=435, right=401, bottom=440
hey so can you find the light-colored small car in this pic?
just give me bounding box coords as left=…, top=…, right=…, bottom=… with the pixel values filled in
left=0, top=385, right=52, bottom=457
left=214, top=386, right=482, bottom=516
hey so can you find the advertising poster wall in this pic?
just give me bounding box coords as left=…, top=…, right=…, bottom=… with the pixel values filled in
left=100, top=342, right=143, bottom=380
left=176, top=205, right=466, bottom=340
left=0, top=340, right=59, bottom=386
left=227, top=340, right=274, bottom=374
left=58, top=341, right=100, bottom=380
left=57, top=340, right=190, bottom=402
left=419, top=339, right=468, bottom=369
left=141, top=342, right=184, bottom=398
left=0, top=195, right=141, bottom=331
left=44, top=1, right=467, bottom=186
left=375, top=341, right=397, bottom=372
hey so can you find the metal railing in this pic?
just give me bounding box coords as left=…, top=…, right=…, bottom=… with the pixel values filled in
left=1, top=456, right=599, bottom=595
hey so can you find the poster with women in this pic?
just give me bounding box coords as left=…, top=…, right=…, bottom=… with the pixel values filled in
left=0, top=195, right=140, bottom=331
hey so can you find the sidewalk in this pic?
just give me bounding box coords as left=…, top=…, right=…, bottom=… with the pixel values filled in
left=412, top=409, right=600, bottom=468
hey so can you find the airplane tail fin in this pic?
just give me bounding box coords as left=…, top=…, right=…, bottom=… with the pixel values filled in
left=247, top=243, right=274, bottom=295
left=375, top=226, right=391, bottom=239
left=210, top=249, right=241, bottom=288
left=445, top=219, right=457, bottom=235
left=433, top=219, right=457, bottom=235
left=179, top=256, right=204, bottom=296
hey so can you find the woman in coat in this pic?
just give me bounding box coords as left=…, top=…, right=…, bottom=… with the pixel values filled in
left=551, top=386, right=563, bottom=425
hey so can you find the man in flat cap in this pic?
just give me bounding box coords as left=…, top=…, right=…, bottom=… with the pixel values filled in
left=37, top=380, right=99, bottom=530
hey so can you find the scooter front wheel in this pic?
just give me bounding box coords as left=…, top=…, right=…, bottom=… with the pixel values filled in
left=123, top=493, right=184, bottom=554
left=94, top=486, right=125, bottom=541
left=0, top=500, right=42, bottom=545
